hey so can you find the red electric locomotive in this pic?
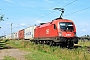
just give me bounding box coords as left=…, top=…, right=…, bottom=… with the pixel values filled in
left=34, top=8, right=78, bottom=48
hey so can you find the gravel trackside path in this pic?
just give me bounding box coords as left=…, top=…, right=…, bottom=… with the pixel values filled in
left=0, top=48, right=30, bottom=60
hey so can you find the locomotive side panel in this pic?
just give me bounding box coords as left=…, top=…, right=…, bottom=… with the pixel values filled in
left=34, top=23, right=58, bottom=39
left=34, top=27, right=39, bottom=39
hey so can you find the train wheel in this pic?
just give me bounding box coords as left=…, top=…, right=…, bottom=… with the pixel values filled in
left=41, top=41, right=44, bottom=44
left=67, top=41, right=74, bottom=49
left=35, top=40, right=38, bottom=44
left=60, top=42, right=67, bottom=48
left=53, top=42, right=56, bottom=46
left=39, top=41, right=41, bottom=44
left=47, top=41, right=50, bottom=45
left=60, top=43, right=62, bottom=47
left=50, top=41, right=53, bottom=46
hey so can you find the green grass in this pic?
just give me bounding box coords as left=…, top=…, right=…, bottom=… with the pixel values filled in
left=0, top=39, right=9, bottom=49
left=3, top=56, right=16, bottom=60
left=78, top=40, right=90, bottom=47
left=7, top=40, right=90, bottom=60
left=25, top=51, right=60, bottom=60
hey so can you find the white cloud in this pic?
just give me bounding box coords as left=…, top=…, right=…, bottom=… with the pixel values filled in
left=6, top=23, right=10, bottom=25
left=14, top=24, right=20, bottom=28
left=81, top=29, right=86, bottom=32
left=10, top=23, right=27, bottom=29
left=19, top=2, right=35, bottom=8
left=4, top=0, right=15, bottom=3
left=19, top=2, right=24, bottom=6
left=21, top=23, right=29, bottom=27
left=44, top=0, right=54, bottom=3
left=31, top=5, right=35, bottom=8
left=86, top=23, right=90, bottom=26
left=6, top=23, right=13, bottom=25
left=64, top=0, right=67, bottom=3
left=21, top=23, right=26, bottom=26
left=36, top=20, right=42, bottom=23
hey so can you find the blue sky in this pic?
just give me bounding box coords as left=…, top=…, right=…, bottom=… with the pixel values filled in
left=0, top=0, right=90, bottom=36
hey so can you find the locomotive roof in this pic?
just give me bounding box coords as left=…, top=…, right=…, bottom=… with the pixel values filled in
left=54, top=18, right=73, bottom=22
left=36, top=19, right=73, bottom=28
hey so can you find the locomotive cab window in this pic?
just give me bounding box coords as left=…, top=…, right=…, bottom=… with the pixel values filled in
left=60, top=22, right=74, bottom=31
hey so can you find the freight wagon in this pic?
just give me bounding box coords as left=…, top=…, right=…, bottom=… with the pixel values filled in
left=12, top=33, right=15, bottom=39
left=6, top=34, right=11, bottom=40
left=15, top=31, right=19, bottom=40
left=24, top=26, right=36, bottom=40
left=18, top=29, right=24, bottom=40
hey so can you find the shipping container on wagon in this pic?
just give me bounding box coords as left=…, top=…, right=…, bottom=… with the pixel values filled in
left=6, top=34, right=11, bottom=39
left=15, top=31, right=19, bottom=39
left=18, top=29, right=24, bottom=40
left=6, top=35, right=8, bottom=39
left=1, top=36, right=5, bottom=40
left=12, top=33, right=16, bottom=39
left=24, top=26, right=36, bottom=40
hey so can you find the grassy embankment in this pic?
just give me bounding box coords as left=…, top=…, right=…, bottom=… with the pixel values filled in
left=3, top=56, right=16, bottom=60
left=0, top=39, right=16, bottom=60
left=5, top=40, right=90, bottom=60
left=0, top=39, right=8, bottom=49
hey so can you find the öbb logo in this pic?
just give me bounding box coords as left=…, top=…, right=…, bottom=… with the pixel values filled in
left=46, top=29, right=49, bottom=34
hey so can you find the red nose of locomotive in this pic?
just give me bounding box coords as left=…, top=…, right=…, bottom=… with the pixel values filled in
left=59, top=31, right=76, bottom=38
left=58, top=21, right=76, bottom=38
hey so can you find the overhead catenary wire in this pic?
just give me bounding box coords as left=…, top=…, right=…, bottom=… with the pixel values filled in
left=36, top=11, right=54, bottom=20
left=36, top=0, right=78, bottom=20
left=1, top=1, right=78, bottom=35
left=64, top=7, right=90, bottom=16
left=62, top=0, right=78, bottom=7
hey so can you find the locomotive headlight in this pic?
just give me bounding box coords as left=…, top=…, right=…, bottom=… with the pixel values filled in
left=59, top=32, right=62, bottom=36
